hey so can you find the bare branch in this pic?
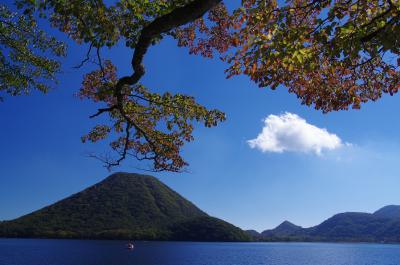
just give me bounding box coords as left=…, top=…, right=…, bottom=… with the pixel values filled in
left=74, top=43, right=93, bottom=69
left=89, top=106, right=117, bottom=118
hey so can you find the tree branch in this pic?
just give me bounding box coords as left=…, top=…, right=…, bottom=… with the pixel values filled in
left=98, top=0, right=222, bottom=170
left=74, top=43, right=93, bottom=69
left=115, top=0, right=222, bottom=94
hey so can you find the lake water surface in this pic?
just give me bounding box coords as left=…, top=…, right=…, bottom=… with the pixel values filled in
left=1, top=239, right=400, bottom=265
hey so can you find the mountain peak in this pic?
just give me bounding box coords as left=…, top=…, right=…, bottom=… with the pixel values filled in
left=261, top=220, right=302, bottom=237
left=373, top=205, right=400, bottom=219
left=0, top=172, right=250, bottom=241
left=275, top=220, right=302, bottom=231
left=102, top=172, right=156, bottom=182
left=279, top=220, right=298, bottom=227
left=1, top=172, right=206, bottom=238
left=97, top=172, right=166, bottom=192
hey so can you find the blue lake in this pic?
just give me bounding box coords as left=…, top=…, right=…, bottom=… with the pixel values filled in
left=1, top=239, right=400, bottom=265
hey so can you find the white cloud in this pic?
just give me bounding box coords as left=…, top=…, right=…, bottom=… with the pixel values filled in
left=248, top=112, right=345, bottom=155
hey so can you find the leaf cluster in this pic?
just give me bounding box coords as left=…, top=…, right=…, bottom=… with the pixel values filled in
left=0, top=4, right=66, bottom=100
left=79, top=61, right=225, bottom=171
left=177, top=0, right=400, bottom=112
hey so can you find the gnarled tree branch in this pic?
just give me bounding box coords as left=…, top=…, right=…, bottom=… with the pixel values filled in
left=92, top=0, right=222, bottom=169
left=115, top=0, right=222, bottom=94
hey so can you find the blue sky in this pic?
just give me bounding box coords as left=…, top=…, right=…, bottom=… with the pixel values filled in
left=1, top=2, right=400, bottom=232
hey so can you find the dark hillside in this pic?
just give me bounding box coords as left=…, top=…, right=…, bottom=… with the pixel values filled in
left=0, top=172, right=249, bottom=241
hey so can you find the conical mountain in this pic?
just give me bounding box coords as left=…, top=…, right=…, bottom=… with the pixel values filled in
left=0, top=172, right=250, bottom=241
left=261, top=221, right=302, bottom=238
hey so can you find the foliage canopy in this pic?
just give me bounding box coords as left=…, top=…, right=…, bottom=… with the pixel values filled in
left=2, top=0, right=400, bottom=171
left=0, top=4, right=66, bottom=101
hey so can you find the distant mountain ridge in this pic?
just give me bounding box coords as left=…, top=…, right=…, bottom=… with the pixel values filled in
left=0, top=172, right=250, bottom=242
left=373, top=205, right=400, bottom=219
left=251, top=206, right=400, bottom=243
left=2, top=172, right=399, bottom=243
left=261, top=221, right=303, bottom=238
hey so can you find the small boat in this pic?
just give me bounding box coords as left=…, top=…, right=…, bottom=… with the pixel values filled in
left=126, top=242, right=134, bottom=250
